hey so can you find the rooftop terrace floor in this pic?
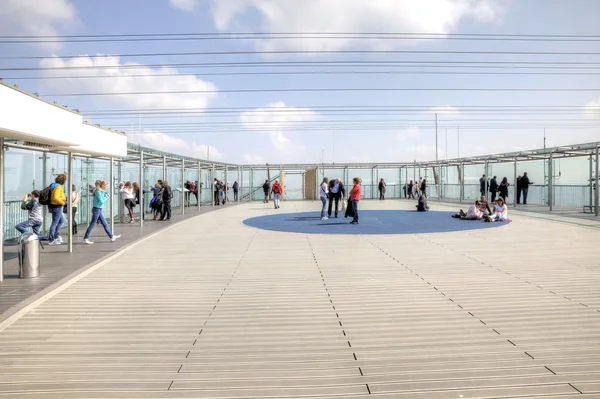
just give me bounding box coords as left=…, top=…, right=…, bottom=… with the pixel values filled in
left=0, top=200, right=599, bottom=398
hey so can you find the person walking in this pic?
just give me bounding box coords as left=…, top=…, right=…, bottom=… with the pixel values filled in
left=348, top=177, right=362, bottom=225
left=83, top=181, right=121, bottom=245
left=320, top=177, right=329, bottom=220
left=262, top=180, right=270, bottom=203
left=233, top=181, right=239, bottom=201
left=421, top=178, right=428, bottom=198
left=499, top=177, right=510, bottom=202
left=520, top=172, right=534, bottom=205
left=70, top=184, right=79, bottom=235
left=271, top=180, right=283, bottom=209
left=378, top=178, right=386, bottom=200
left=490, top=176, right=499, bottom=202
left=160, top=180, right=173, bottom=220
left=407, top=180, right=415, bottom=199
left=47, top=174, right=67, bottom=246
left=328, top=178, right=346, bottom=218
left=16, top=190, right=43, bottom=236
left=120, top=182, right=136, bottom=223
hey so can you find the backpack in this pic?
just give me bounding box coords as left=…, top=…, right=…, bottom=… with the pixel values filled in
left=273, top=185, right=281, bottom=194
left=39, top=185, right=53, bottom=206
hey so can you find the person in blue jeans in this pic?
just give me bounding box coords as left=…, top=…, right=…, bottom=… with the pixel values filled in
left=47, top=174, right=67, bottom=246
left=320, top=177, right=329, bottom=220
left=83, top=180, right=121, bottom=245
left=16, top=190, right=43, bottom=235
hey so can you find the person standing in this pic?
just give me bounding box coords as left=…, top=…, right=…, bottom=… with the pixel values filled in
left=133, top=182, right=144, bottom=221
left=407, top=180, right=415, bottom=199
left=150, top=183, right=162, bottom=220
left=271, top=180, right=283, bottom=209
left=418, top=177, right=423, bottom=196
left=421, top=178, right=428, bottom=198
left=516, top=175, right=522, bottom=204
left=320, top=177, right=329, bottom=220
left=193, top=181, right=199, bottom=205
left=489, top=176, right=498, bottom=202
left=160, top=180, right=172, bottom=220
left=48, top=174, right=67, bottom=246
left=83, top=181, right=121, bottom=245
left=520, top=172, right=534, bottom=205
left=262, top=180, right=270, bottom=203
left=184, top=180, right=192, bottom=207
left=328, top=178, right=346, bottom=218
left=378, top=178, right=386, bottom=200
left=403, top=184, right=407, bottom=199
left=70, top=184, right=79, bottom=235
left=233, top=181, right=239, bottom=201
left=479, top=174, right=487, bottom=197
left=349, top=177, right=362, bottom=225
left=499, top=177, right=510, bottom=202
left=16, top=190, right=43, bottom=236
left=213, top=178, right=220, bottom=206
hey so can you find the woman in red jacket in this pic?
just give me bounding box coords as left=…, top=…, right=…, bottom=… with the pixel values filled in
left=348, top=177, right=362, bottom=225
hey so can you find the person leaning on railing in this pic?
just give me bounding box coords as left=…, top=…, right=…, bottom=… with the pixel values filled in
left=16, top=190, right=42, bottom=236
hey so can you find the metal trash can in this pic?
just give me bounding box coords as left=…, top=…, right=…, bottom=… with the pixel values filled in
left=18, top=233, right=41, bottom=278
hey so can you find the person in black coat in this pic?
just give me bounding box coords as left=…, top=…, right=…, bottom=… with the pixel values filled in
left=262, top=180, right=270, bottom=203
left=160, top=180, right=172, bottom=221
left=328, top=178, right=346, bottom=218
left=499, top=177, right=510, bottom=201
left=489, top=176, right=499, bottom=202
left=520, top=172, right=534, bottom=205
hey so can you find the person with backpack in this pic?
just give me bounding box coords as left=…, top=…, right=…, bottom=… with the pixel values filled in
left=271, top=180, right=283, bottom=209
left=40, top=174, right=67, bottom=246
left=150, top=183, right=162, bottom=220
left=262, top=180, right=270, bottom=203
left=160, top=180, right=173, bottom=221
left=83, top=181, right=121, bottom=245
left=16, top=190, right=43, bottom=236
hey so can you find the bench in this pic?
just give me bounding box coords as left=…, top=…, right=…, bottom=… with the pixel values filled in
left=583, top=205, right=595, bottom=213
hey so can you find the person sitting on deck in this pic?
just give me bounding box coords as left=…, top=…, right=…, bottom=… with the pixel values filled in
left=478, top=195, right=493, bottom=216
left=416, top=195, right=429, bottom=212
left=453, top=200, right=484, bottom=220
left=487, top=198, right=509, bottom=222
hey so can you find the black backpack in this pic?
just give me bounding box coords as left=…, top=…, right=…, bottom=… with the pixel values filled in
left=39, top=185, right=53, bottom=206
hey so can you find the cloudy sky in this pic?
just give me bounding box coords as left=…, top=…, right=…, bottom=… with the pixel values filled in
left=0, top=0, right=598, bottom=164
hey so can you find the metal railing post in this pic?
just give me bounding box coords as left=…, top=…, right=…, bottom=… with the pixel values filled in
left=595, top=146, right=599, bottom=216
left=110, top=157, right=114, bottom=234
left=484, top=160, right=489, bottom=199
left=67, top=152, right=73, bottom=253
left=198, top=162, right=201, bottom=210
left=211, top=164, right=215, bottom=208
left=181, top=159, right=185, bottom=214
left=513, top=157, right=517, bottom=208
left=139, top=151, right=144, bottom=225
left=0, top=138, right=4, bottom=281
left=548, top=152, right=553, bottom=211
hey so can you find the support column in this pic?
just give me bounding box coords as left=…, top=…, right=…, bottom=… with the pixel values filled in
left=302, top=172, right=306, bottom=200
left=181, top=159, right=185, bottom=214
left=548, top=152, right=553, bottom=211
left=162, top=156, right=167, bottom=182
left=139, top=151, right=144, bottom=225
left=590, top=155, right=594, bottom=207
left=249, top=167, right=254, bottom=202
left=371, top=168, right=375, bottom=199
left=0, top=138, right=4, bottom=281
left=405, top=166, right=408, bottom=198
left=198, top=162, right=201, bottom=210
left=110, top=157, right=114, bottom=235
left=67, top=152, right=73, bottom=253
left=211, top=164, right=215, bottom=208
left=118, top=161, right=123, bottom=223
left=513, top=157, right=518, bottom=208
left=238, top=166, right=241, bottom=203
left=437, top=164, right=441, bottom=202
left=459, top=163, right=463, bottom=203
left=594, top=146, right=600, bottom=216
left=484, top=160, right=489, bottom=199
left=41, top=153, right=48, bottom=234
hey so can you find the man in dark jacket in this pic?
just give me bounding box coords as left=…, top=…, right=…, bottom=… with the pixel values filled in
left=378, top=178, right=386, bottom=200
left=520, top=172, right=534, bottom=205
left=262, top=180, right=270, bottom=203
left=233, top=181, right=239, bottom=201
left=479, top=174, right=487, bottom=196
left=516, top=175, right=522, bottom=204
left=160, top=180, right=172, bottom=221
left=489, top=176, right=498, bottom=202
left=328, top=178, right=346, bottom=218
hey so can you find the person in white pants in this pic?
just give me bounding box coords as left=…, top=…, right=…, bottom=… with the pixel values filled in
left=271, top=180, right=283, bottom=209
left=488, top=198, right=508, bottom=221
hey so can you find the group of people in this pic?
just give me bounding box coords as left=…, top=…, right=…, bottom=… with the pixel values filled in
left=261, top=180, right=283, bottom=208
left=149, top=180, right=173, bottom=221
left=453, top=196, right=509, bottom=222
left=319, top=177, right=362, bottom=224
left=403, top=178, right=428, bottom=199
left=16, top=175, right=121, bottom=246
left=213, top=179, right=239, bottom=206
left=480, top=175, right=511, bottom=203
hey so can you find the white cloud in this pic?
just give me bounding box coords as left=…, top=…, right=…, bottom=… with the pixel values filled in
left=428, top=105, right=461, bottom=116
left=0, top=0, right=77, bottom=49
left=39, top=55, right=218, bottom=110
left=128, top=130, right=223, bottom=160
left=397, top=126, right=421, bottom=142
left=243, top=154, right=266, bottom=163
left=210, top=0, right=504, bottom=51
left=240, top=101, right=317, bottom=152
left=585, top=98, right=600, bottom=119
left=170, top=0, right=200, bottom=11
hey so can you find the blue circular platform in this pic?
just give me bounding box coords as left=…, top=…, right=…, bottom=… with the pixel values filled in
left=242, top=210, right=510, bottom=235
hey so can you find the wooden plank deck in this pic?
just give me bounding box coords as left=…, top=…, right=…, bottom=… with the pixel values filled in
left=0, top=200, right=598, bottom=398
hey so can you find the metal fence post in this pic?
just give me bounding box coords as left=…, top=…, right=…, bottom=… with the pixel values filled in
left=548, top=152, right=553, bottom=211
left=67, top=152, right=73, bottom=253
left=181, top=159, right=185, bottom=214
left=590, top=154, right=594, bottom=207
left=484, top=160, right=489, bottom=200
left=211, top=164, right=215, bottom=208
left=118, top=161, right=123, bottom=223
left=595, top=146, right=599, bottom=216
left=42, top=152, right=48, bottom=234
left=110, top=157, right=114, bottom=234
left=139, top=151, right=144, bottom=225
left=513, top=157, right=517, bottom=208
left=197, top=162, right=201, bottom=210
left=0, top=138, right=4, bottom=281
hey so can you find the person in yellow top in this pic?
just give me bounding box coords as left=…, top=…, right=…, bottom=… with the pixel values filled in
left=48, top=174, right=67, bottom=246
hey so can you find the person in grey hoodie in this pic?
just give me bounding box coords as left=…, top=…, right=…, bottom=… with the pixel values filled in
left=16, top=190, right=43, bottom=235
